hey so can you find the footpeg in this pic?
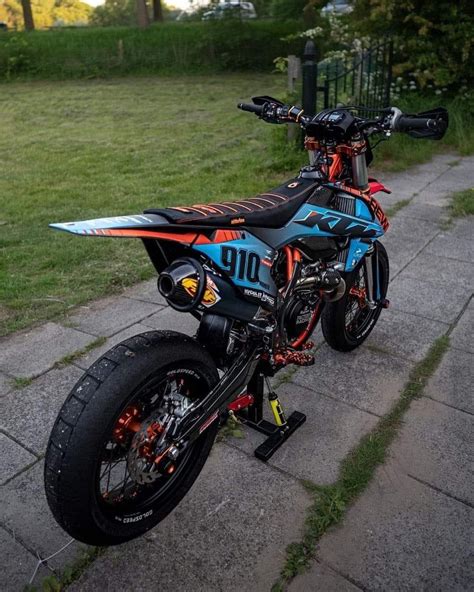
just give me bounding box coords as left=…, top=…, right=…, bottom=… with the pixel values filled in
left=274, top=350, right=315, bottom=366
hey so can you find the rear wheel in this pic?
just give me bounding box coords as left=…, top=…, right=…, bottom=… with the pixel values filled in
left=322, top=242, right=389, bottom=352
left=44, top=331, right=219, bottom=546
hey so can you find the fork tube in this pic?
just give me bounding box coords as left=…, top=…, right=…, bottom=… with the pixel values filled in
left=363, top=251, right=377, bottom=309
left=352, top=153, right=368, bottom=190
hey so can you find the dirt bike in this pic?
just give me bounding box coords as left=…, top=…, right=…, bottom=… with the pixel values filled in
left=44, top=98, right=448, bottom=545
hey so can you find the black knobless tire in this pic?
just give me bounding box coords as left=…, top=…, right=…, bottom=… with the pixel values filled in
left=322, top=241, right=389, bottom=352
left=44, top=331, right=219, bottom=546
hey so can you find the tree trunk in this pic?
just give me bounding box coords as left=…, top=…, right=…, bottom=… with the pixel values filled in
left=21, top=0, right=35, bottom=31
left=136, top=0, right=150, bottom=28
left=153, top=0, right=164, bottom=22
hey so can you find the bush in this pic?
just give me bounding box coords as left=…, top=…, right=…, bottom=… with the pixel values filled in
left=0, top=20, right=302, bottom=80
left=351, top=0, right=474, bottom=91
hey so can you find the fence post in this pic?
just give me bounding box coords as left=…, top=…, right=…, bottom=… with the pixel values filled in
left=302, top=40, right=317, bottom=117
left=287, top=55, right=301, bottom=142
left=386, top=39, right=394, bottom=105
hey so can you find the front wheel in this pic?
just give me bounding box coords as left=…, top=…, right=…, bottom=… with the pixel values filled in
left=44, top=331, right=219, bottom=546
left=322, top=241, right=389, bottom=352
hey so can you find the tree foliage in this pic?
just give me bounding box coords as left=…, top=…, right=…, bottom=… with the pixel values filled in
left=0, top=0, right=92, bottom=28
left=351, top=0, right=474, bottom=89
left=90, top=0, right=173, bottom=27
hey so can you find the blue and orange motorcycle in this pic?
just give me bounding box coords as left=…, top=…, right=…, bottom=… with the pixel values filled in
left=44, top=98, right=447, bottom=545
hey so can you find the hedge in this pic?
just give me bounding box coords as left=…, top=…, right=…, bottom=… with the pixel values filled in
left=0, top=21, right=302, bottom=80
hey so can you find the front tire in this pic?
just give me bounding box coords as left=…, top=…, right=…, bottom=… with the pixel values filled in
left=322, top=241, right=389, bottom=352
left=44, top=331, right=219, bottom=546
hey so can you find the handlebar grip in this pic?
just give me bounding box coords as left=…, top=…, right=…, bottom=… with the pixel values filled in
left=237, top=102, right=264, bottom=115
left=395, top=115, right=441, bottom=132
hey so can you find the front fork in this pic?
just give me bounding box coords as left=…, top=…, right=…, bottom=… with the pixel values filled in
left=363, top=244, right=380, bottom=309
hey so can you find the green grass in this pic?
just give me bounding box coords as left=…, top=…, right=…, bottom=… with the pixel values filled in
left=385, top=198, right=412, bottom=217
left=11, top=376, right=33, bottom=389
left=448, top=188, right=474, bottom=218
left=54, top=336, right=107, bottom=368
left=24, top=546, right=106, bottom=592
left=272, top=335, right=450, bottom=590
left=0, top=74, right=293, bottom=337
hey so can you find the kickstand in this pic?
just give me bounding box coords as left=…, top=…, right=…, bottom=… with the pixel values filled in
left=236, top=372, right=306, bottom=462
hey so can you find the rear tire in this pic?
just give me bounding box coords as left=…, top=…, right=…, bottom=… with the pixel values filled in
left=44, top=331, right=219, bottom=546
left=322, top=241, right=389, bottom=352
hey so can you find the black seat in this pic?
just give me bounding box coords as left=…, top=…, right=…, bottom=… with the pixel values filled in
left=145, top=177, right=320, bottom=229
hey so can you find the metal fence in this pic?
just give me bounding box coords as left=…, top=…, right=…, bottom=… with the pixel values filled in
left=302, top=38, right=393, bottom=117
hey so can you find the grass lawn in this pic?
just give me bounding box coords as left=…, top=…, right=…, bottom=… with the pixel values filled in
left=1, top=76, right=471, bottom=337
left=0, top=74, right=290, bottom=336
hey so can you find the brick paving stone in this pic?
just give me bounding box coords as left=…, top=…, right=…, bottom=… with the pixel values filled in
left=380, top=216, right=439, bottom=278
left=0, top=322, right=95, bottom=379
left=424, top=232, right=474, bottom=264
left=315, top=464, right=473, bottom=592
left=388, top=274, right=470, bottom=324
left=0, top=528, right=50, bottom=592
left=399, top=250, right=474, bottom=287
left=366, top=308, right=449, bottom=362
left=425, top=347, right=474, bottom=414
left=69, top=444, right=310, bottom=592
left=74, top=322, right=153, bottom=370
left=67, top=296, right=160, bottom=337
left=0, top=366, right=83, bottom=455
left=230, top=381, right=379, bottom=485
left=290, top=561, right=361, bottom=592
left=450, top=298, right=473, bottom=354
left=1, top=461, right=87, bottom=571
left=292, top=343, right=413, bottom=416
left=391, top=397, right=473, bottom=505
left=141, top=306, right=199, bottom=335
left=0, top=432, right=37, bottom=485
left=0, top=371, right=12, bottom=398
left=122, top=278, right=166, bottom=306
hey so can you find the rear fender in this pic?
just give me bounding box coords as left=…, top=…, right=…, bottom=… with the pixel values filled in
left=49, top=213, right=199, bottom=241
left=50, top=213, right=208, bottom=274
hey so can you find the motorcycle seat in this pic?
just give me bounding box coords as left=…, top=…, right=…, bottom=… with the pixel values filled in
left=144, top=177, right=321, bottom=229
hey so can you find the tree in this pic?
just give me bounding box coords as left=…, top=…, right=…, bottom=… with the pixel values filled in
left=270, top=0, right=307, bottom=20
left=21, top=0, right=35, bottom=30
left=152, top=0, right=163, bottom=22
left=351, top=0, right=474, bottom=88
left=91, top=0, right=136, bottom=27
left=0, top=0, right=24, bottom=29
left=136, top=0, right=149, bottom=27
left=53, top=0, right=92, bottom=25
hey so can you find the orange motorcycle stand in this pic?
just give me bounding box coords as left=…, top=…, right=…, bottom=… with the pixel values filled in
left=236, top=371, right=306, bottom=462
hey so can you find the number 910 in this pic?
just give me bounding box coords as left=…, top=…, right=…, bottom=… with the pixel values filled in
left=221, top=246, right=260, bottom=284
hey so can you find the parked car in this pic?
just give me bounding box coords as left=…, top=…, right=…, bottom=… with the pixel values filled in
left=0, top=22, right=8, bottom=31
left=321, top=0, right=353, bottom=15
left=202, top=1, right=257, bottom=20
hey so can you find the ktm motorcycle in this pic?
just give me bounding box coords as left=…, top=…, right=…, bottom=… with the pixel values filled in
left=44, top=97, right=447, bottom=545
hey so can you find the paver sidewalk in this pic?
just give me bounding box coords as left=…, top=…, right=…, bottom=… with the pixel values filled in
left=0, top=154, right=473, bottom=591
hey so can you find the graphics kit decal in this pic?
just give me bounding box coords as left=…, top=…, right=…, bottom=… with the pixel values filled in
left=295, top=206, right=382, bottom=237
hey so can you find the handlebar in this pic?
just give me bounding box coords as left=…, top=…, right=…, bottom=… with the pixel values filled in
left=394, top=115, right=446, bottom=133
left=238, top=100, right=448, bottom=141
left=237, top=102, right=264, bottom=115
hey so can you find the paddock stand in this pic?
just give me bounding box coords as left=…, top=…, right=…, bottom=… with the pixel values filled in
left=231, top=370, right=306, bottom=462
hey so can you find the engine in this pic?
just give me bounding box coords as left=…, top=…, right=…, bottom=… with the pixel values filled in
left=283, top=261, right=346, bottom=343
